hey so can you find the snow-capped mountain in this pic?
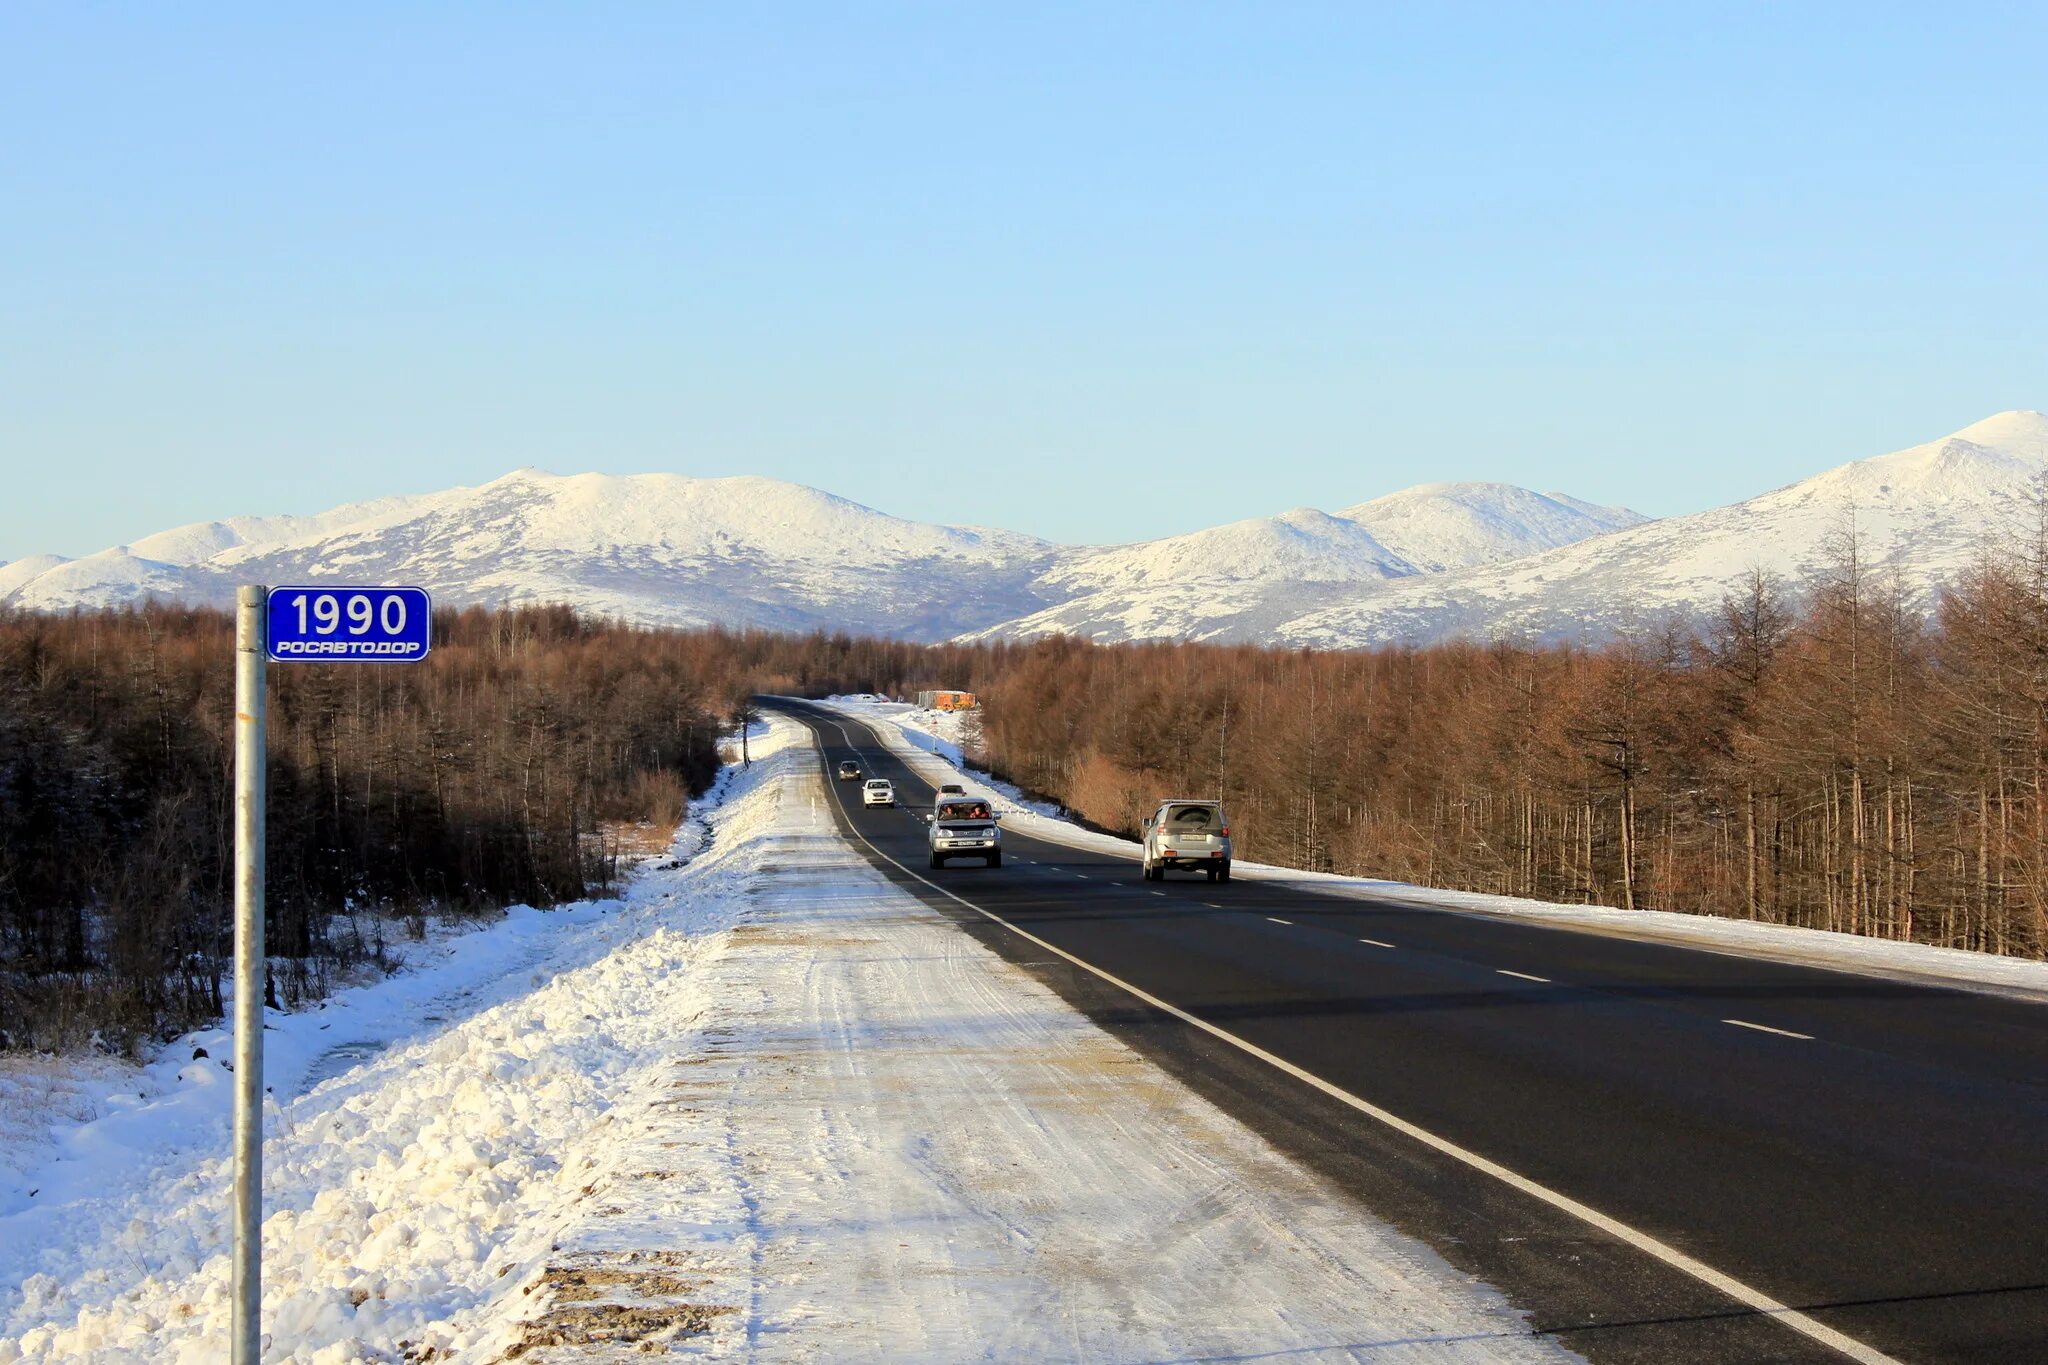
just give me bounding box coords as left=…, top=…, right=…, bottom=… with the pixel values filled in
left=1273, top=410, right=2048, bottom=648
left=974, top=490, right=1643, bottom=643
left=1340, top=483, right=1645, bottom=574
left=968, top=509, right=1416, bottom=646
left=3, top=412, right=2040, bottom=647
left=0, top=466, right=1639, bottom=640
left=1, top=471, right=1066, bottom=638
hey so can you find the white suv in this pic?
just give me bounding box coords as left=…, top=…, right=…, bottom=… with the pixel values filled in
left=862, top=779, right=896, bottom=808
left=926, top=797, right=1001, bottom=868
left=1142, top=800, right=1232, bottom=882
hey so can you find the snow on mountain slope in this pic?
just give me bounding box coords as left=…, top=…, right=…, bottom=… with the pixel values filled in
left=1049, top=507, right=1416, bottom=593
left=121, top=494, right=429, bottom=567
left=0, top=555, right=70, bottom=600
left=998, top=508, right=1421, bottom=640
left=8, top=413, right=2037, bottom=647
left=2, top=470, right=1067, bottom=638
left=1276, top=411, right=2048, bottom=648
left=0, top=468, right=1635, bottom=642
left=971, top=485, right=1642, bottom=644
left=1341, top=482, right=1646, bottom=573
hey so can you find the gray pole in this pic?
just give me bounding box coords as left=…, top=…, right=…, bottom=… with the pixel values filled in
left=232, top=585, right=268, bottom=1365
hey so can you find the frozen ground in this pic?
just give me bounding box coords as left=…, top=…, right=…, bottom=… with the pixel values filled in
left=828, top=696, right=2048, bottom=1004
left=0, top=714, right=1574, bottom=1363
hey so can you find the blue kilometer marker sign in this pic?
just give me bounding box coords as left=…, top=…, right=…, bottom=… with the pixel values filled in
left=267, top=585, right=432, bottom=662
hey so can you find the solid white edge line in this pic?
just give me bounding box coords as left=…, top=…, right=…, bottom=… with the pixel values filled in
left=1497, top=969, right=1550, bottom=983
left=1724, top=1018, right=1816, bottom=1041
left=801, top=711, right=1898, bottom=1365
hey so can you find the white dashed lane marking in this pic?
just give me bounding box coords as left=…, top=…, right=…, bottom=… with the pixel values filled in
left=1497, top=969, right=1550, bottom=983
left=1723, top=1018, right=1815, bottom=1041
left=1267, top=917, right=1294, bottom=926
left=1359, top=938, right=1395, bottom=948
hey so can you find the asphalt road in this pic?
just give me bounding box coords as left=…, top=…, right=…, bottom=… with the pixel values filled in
left=771, top=699, right=2048, bottom=1365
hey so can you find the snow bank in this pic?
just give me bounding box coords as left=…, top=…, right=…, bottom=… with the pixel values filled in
left=0, top=724, right=791, bottom=1363
left=524, top=732, right=1574, bottom=1362
left=1, top=711, right=1578, bottom=1363
left=825, top=697, right=2048, bottom=1004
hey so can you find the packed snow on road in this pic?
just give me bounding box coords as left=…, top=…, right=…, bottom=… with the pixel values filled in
left=0, top=714, right=1574, bottom=1363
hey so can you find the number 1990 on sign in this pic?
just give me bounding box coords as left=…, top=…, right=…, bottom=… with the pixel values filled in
left=267, top=585, right=432, bottom=662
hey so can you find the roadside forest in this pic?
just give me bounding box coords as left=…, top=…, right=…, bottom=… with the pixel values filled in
left=961, top=531, right=2048, bottom=963
left=639, top=522, right=2048, bottom=964
left=0, top=606, right=730, bottom=1050
left=10, top=517, right=2048, bottom=1053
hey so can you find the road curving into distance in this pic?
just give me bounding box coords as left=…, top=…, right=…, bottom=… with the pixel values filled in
left=770, top=698, right=2048, bottom=1365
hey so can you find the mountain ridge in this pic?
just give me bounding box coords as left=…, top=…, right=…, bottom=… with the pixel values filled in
left=5, top=411, right=2041, bottom=647
left=1270, top=410, right=2048, bottom=649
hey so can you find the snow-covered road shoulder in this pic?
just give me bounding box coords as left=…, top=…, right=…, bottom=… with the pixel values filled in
left=2, top=713, right=1574, bottom=1363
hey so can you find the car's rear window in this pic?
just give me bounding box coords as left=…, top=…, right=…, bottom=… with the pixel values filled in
left=1165, top=804, right=1221, bottom=829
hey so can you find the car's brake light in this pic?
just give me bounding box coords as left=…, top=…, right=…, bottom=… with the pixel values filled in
left=1218, top=827, right=1230, bottom=837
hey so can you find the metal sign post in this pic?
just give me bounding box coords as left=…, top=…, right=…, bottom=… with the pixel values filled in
left=231, top=585, right=267, bottom=1365
left=231, top=583, right=430, bottom=1362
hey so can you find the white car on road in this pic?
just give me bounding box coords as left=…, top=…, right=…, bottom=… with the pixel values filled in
left=862, top=779, right=896, bottom=808
left=926, top=797, right=1001, bottom=868
left=1142, top=799, right=1233, bottom=882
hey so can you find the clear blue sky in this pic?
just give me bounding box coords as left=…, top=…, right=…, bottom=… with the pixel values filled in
left=4, top=4, right=2045, bottom=560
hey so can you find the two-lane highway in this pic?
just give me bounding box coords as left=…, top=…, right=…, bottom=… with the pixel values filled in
left=773, top=699, right=2048, bottom=1364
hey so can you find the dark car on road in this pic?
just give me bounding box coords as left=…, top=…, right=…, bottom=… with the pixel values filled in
left=837, top=759, right=863, bottom=780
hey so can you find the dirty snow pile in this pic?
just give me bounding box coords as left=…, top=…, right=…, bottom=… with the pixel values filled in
left=2, top=713, right=1577, bottom=1362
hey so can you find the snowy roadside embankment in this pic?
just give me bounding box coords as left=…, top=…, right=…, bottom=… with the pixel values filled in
left=1, top=711, right=1580, bottom=1363
left=3, top=899, right=642, bottom=1224
left=0, top=750, right=744, bottom=1227
left=825, top=696, right=2048, bottom=1004
left=0, top=732, right=771, bottom=1364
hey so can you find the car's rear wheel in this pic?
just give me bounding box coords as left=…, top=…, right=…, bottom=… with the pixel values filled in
left=1218, top=860, right=1232, bottom=883
left=1205, top=866, right=1218, bottom=883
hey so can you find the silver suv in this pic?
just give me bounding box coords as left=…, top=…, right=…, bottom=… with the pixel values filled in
left=926, top=796, right=1002, bottom=868
left=1142, top=800, right=1232, bottom=882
